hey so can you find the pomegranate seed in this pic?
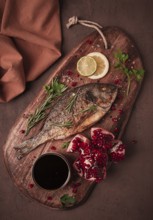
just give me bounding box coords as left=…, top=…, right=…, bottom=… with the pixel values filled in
left=114, top=79, right=122, bottom=85
left=117, top=94, right=123, bottom=100
left=118, top=109, right=123, bottom=115
left=112, top=117, right=118, bottom=122
left=71, top=82, right=77, bottom=87
left=29, top=183, right=34, bottom=188
left=72, top=188, right=78, bottom=193
left=20, top=130, right=25, bottom=134
left=47, top=196, right=52, bottom=200
left=50, top=146, right=56, bottom=150
left=114, top=127, right=119, bottom=133
left=111, top=105, right=116, bottom=111
left=131, top=140, right=137, bottom=144
left=86, top=39, right=93, bottom=45
left=67, top=70, right=73, bottom=75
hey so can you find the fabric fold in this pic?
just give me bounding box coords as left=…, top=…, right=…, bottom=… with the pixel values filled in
left=0, top=0, right=62, bottom=102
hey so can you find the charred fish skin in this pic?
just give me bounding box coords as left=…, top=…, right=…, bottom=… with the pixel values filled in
left=15, top=83, right=118, bottom=159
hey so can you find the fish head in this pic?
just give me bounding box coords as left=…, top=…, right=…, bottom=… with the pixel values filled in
left=85, top=84, right=118, bottom=109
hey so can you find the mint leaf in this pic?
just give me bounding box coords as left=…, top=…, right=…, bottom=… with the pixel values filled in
left=60, top=194, right=76, bottom=206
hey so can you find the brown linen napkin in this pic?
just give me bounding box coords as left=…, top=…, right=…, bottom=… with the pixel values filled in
left=0, top=0, right=61, bottom=102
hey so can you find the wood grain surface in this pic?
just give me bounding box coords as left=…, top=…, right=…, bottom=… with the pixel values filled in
left=3, top=27, right=143, bottom=209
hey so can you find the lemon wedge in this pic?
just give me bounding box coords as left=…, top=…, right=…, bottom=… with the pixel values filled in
left=87, top=52, right=109, bottom=79
left=77, top=56, right=97, bottom=76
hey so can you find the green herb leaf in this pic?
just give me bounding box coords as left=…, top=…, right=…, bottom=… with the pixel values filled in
left=114, top=50, right=145, bottom=95
left=60, top=194, right=76, bottom=206
left=62, top=141, right=70, bottom=149
left=25, top=78, right=67, bottom=135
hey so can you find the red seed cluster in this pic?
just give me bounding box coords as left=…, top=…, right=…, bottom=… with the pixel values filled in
left=67, top=128, right=126, bottom=183
left=91, top=129, right=114, bottom=150
left=71, top=137, right=90, bottom=155
left=110, top=143, right=125, bottom=162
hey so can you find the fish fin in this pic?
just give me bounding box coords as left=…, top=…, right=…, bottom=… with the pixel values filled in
left=74, top=107, right=106, bottom=133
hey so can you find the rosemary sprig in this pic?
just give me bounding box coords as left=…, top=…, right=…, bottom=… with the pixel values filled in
left=65, top=92, right=78, bottom=113
left=114, top=50, right=144, bottom=95
left=50, top=120, right=73, bottom=129
left=62, top=141, right=70, bottom=149
left=60, top=121, right=73, bottom=128
left=25, top=78, right=67, bottom=135
left=74, top=105, right=97, bottom=116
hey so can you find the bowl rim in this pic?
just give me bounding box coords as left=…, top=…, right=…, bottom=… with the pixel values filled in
left=32, top=152, right=71, bottom=191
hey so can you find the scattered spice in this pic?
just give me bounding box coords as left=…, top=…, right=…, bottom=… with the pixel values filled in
left=29, top=183, right=34, bottom=188
left=114, top=79, right=122, bottom=86
left=86, top=39, right=93, bottom=45
left=112, top=117, right=118, bottom=122
left=47, top=196, right=52, bottom=201
left=131, top=140, right=137, bottom=144
left=71, top=82, right=77, bottom=87
left=71, top=182, right=81, bottom=193
left=67, top=70, right=73, bottom=75
left=20, top=129, right=25, bottom=134
left=114, top=127, right=119, bottom=133
left=111, top=105, right=116, bottom=111
left=50, top=146, right=56, bottom=150
left=72, top=187, right=77, bottom=193
left=118, top=109, right=123, bottom=115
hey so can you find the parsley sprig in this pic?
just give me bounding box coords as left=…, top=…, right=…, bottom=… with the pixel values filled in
left=60, top=194, right=76, bottom=207
left=25, top=78, right=67, bottom=135
left=114, top=50, right=144, bottom=95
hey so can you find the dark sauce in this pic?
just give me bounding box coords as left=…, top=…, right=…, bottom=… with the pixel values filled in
left=33, top=154, right=69, bottom=190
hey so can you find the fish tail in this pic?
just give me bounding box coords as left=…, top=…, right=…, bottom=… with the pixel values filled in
left=14, top=131, right=49, bottom=159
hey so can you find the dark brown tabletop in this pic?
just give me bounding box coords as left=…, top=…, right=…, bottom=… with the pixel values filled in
left=0, top=0, right=153, bottom=219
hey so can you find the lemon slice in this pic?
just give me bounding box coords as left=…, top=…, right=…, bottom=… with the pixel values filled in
left=87, top=52, right=109, bottom=79
left=77, top=56, right=97, bottom=76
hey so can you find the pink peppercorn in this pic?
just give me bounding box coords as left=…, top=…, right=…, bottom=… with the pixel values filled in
left=47, top=196, right=52, bottom=201
left=50, top=146, right=56, bottom=150
left=71, top=82, right=77, bottom=87
left=29, top=183, right=34, bottom=188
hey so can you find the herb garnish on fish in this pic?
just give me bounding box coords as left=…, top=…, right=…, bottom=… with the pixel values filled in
left=25, top=78, right=67, bottom=135
left=114, top=50, right=144, bottom=95
left=50, top=121, right=73, bottom=129
left=65, top=92, right=78, bottom=113
left=74, top=105, right=97, bottom=116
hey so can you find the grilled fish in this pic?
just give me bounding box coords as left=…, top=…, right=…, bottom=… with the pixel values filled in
left=15, top=83, right=118, bottom=159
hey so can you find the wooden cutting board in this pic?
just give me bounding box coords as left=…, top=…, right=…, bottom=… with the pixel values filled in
left=3, top=27, right=144, bottom=209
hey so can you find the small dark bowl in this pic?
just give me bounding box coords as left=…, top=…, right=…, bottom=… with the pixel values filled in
left=32, top=153, right=71, bottom=190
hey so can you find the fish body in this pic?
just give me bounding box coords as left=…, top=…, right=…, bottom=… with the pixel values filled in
left=15, top=83, right=118, bottom=159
